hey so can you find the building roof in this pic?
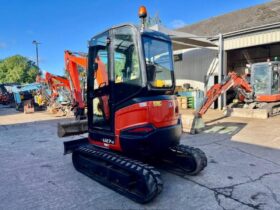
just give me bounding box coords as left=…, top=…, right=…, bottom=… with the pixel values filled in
left=177, top=0, right=280, bottom=37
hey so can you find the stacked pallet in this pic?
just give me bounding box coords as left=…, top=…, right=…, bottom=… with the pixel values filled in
left=177, top=96, right=194, bottom=110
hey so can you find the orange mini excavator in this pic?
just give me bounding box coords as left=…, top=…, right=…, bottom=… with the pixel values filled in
left=44, top=72, right=71, bottom=97
left=198, top=62, right=280, bottom=117
left=37, top=72, right=72, bottom=115
left=191, top=61, right=280, bottom=133
left=59, top=6, right=207, bottom=203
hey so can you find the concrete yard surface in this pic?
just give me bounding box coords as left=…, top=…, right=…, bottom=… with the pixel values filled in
left=1, top=105, right=280, bottom=210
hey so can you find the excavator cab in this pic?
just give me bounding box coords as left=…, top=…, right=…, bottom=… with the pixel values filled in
left=251, top=61, right=280, bottom=96
left=87, top=24, right=179, bottom=155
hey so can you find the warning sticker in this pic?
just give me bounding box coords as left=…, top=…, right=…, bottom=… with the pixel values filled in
left=153, top=101, right=162, bottom=107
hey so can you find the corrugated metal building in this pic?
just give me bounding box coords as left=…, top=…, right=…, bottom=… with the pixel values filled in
left=175, top=0, right=280, bottom=108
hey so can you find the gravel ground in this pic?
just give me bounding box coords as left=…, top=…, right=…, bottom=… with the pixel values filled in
left=1, top=105, right=280, bottom=210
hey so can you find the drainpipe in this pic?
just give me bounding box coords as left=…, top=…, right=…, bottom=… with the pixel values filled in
left=218, top=33, right=224, bottom=109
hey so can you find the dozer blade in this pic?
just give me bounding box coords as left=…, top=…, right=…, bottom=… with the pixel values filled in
left=72, top=144, right=163, bottom=203
left=63, top=138, right=88, bottom=154
left=57, top=120, right=88, bottom=138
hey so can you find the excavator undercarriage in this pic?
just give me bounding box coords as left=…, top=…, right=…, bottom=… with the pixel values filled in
left=72, top=144, right=163, bottom=203
left=65, top=140, right=207, bottom=203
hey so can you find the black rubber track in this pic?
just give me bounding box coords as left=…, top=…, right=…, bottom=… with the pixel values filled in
left=72, top=145, right=163, bottom=203
left=158, top=144, right=207, bottom=176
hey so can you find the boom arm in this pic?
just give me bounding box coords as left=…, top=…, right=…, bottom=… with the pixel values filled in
left=64, top=50, right=87, bottom=110
left=45, top=72, right=70, bottom=92
left=64, top=50, right=109, bottom=119
left=198, top=72, right=253, bottom=116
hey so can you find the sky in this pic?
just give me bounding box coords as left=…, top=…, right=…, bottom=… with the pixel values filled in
left=0, top=0, right=270, bottom=75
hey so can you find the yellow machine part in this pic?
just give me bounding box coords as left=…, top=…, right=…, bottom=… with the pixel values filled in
left=34, top=95, right=44, bottom=106
left=153, top=80, right=165, bottom=87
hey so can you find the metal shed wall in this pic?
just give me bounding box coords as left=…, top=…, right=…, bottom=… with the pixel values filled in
left=174, top=48, right=218, bottom=90
left=223, top=28, right=280, bottom=50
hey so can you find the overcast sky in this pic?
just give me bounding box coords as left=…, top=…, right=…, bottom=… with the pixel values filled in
left=0, top=0, right=269, bottom=75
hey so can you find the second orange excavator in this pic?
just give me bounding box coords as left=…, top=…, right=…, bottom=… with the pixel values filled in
left=37, top=72, right=72, bottom=115
left=192, top=61, right=280, bottom=133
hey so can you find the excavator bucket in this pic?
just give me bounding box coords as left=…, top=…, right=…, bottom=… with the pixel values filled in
left=57, top=120, right=88, bottom=137
left=181, top=113, right=205, bottom=134
left=189, top=114, right=205, bottom=134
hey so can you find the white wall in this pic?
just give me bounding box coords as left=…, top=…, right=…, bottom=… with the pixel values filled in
left=174, top=47, right=219, bottom=91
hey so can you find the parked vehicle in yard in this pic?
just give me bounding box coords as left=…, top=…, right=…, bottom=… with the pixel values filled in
left=11, top=83, right=44, bottom=113
left=38, top=72, right=72, bottom=116
left=0, top=84, right=13, bottom=105
left=191, top=61, right=280, bottom=133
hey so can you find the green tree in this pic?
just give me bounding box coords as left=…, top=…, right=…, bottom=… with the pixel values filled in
left=0, top=55, right=39, bottom=84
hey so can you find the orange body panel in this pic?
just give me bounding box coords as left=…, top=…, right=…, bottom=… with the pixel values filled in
left=256, top=94, right=280, bottom=102
left=89, top=99, right=179, bottom=151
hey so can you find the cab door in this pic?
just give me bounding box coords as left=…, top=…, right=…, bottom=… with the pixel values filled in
left=87, top=31, right=115, bottom=144
left=111, top=26, right=143, bottom=107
